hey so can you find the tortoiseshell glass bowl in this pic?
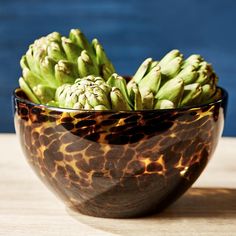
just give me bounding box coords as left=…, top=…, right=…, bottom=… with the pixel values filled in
left=13, top=88, right=227, bottom=218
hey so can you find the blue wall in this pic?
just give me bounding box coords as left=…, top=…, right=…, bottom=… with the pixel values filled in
left=0, top=0, right=235, bottom=135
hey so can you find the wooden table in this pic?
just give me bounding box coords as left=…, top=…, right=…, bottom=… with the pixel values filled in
left=0, top=134, right=236, bottom=236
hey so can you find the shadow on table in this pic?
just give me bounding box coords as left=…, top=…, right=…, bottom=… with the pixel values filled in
left=68, top=188, right=236, bottom=235
left=160, top=187, right=236, bottom=217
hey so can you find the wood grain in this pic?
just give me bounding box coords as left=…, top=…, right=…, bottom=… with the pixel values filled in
left=0, top=134, right=236, bottom=236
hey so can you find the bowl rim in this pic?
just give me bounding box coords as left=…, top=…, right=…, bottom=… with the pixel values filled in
left=13, top=86, right=228, bottom=113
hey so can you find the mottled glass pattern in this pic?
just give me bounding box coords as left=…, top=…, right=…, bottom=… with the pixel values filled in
left=13, top=88, right=227, bottom=218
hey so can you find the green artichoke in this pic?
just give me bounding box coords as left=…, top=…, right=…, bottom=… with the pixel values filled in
left=55, top=75, right=131, bottom=111
left=19, top=29, right=115, bottom=105
left=130, top=49, right=219, bottom=109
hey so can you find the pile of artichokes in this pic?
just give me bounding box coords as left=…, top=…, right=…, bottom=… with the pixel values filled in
left=19, top=29, right=220, bottom=110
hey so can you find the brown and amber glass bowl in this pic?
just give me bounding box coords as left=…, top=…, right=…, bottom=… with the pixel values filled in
left=13, top=88, right=227, bottom=218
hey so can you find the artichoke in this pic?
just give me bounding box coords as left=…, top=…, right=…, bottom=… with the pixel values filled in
left=131, top=49, right=219, bottom=109
left=55, top=75, right=131, bottom=111
left=19, top=29, right=115, bottom=105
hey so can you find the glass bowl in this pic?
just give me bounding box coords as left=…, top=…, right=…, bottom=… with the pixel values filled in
left=13, top=87, right=228, bottom=218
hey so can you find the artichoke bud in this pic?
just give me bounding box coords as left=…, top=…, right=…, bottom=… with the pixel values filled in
left=180, top=83, right=202, bottom=106
left=200, top=84, right=216, bottom=103
left=160, top=56, right=183, bottom=78
left=81, top=50, right=93, bottom=64
left=93, top=41, right=115, bottom=74
left=182, top=54, right=203, bottom=69
left=132, top=58, right=153, bottom=83
left=61, top=37, right=82, bottom=62
left=56, top=83, right=82, bottom=108
left=128, top=82, right=143, bottom=110
left=186, top=54, right=203, bottom=62
left=154, top=99, right=175, bottom=109
left=138, top=65, right=162, bottom=96
left=141, top=89, right=154, bottom=110
left=22, top=67, right=30, bottom=78
left=25, top=46, right=37, bottom=73
left=55, top=60, right=76, bottom=84
left=33, top=46, right=47, bottom=63
left=107, top=73, right=132, bottom=107
left=110, top=87, right=131, bottom=111
left=22, top=67, right=41, bottom=88
left=40, top=56, right=57, bottom=86
left=87, top=92, right=109, bottom=109
left=32, top=84, right=56, bottom=104
left=158, top=49, right=182, bottom=68
left=148, top=61, right=159, bottom=73
left=20, top=56, right=29, bottom=70
left=47, top=32, right=62, bottom=43
left=198, top=62, right=215, bottom=78
left=92, top=38, right=99, bottom=49
left=69, top=29, right=93, bottom=54
left=72, top=81, right=110, bottom=109
left=19, top=77, right=40, bottom=104
left=155, top=77, right=184, bottom=107
left=32, top=48, right=47, bottom=75
left=195, top=71, right=210, bottom=85
left=199, top=61, right=211, bottom=71
left=47, top=42, right=66, bottom=61
left=33, top=38, right=46, bottom=50
left=55, top=83, right=70, bottom=105
left=199, top=62, right=218, bottom=88
left=177, top=64, right=198, bottom=84
left=78, top=50, right=99, bottom=77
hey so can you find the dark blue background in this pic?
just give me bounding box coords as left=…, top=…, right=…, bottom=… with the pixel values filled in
left=0, top=0, right=235, bottom=135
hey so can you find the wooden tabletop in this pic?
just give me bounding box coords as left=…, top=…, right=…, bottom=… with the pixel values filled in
left=0, top=134, right=236, bottom=236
